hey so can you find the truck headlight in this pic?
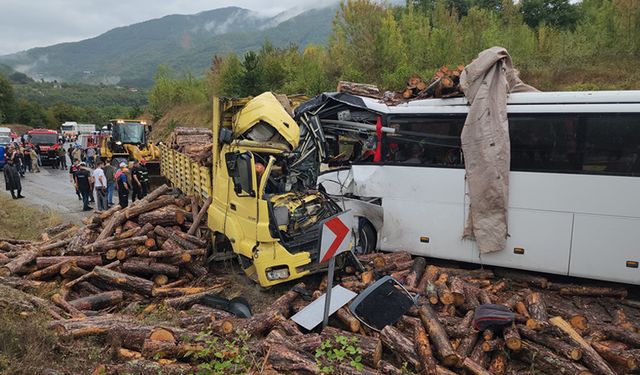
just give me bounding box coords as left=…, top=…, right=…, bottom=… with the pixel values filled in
left=115, top=141, right=122, bottom=145
left=266, top=266, right=290, bottom=280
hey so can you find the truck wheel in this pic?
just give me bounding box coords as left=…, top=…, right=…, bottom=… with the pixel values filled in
left=357, top=220, right=377, bottom=254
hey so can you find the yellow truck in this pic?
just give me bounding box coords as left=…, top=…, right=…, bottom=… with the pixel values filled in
left=100, top=119, right=161, bottom=169
left=160, top=93, right=357, bottom=287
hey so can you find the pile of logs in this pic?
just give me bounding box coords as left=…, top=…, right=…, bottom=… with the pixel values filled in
left=3, top=205, right=640, bottom=374
left=337, top=65, right=466, bottom=106
left=166, top=127, right=213, bottom=166
left=0, top=184, right=217, bottom=317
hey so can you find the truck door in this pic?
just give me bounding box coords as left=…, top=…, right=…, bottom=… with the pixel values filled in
left=225, top=151, right=259, bottom=255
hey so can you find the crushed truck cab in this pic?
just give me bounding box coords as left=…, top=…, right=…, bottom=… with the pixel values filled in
left=162, top=93, right=344, bottom=287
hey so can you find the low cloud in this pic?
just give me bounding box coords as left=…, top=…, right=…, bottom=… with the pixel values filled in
left=0, top=0, right=340, bottom=55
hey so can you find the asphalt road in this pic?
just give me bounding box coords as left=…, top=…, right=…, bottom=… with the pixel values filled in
left=1, top=160, right=91, bottom=225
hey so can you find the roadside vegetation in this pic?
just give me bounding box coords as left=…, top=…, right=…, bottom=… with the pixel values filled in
left=146, top=0, right=640, bottom=124
left=0, top=194, right=61, bottom=240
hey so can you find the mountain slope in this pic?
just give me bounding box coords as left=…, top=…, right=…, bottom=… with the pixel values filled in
left=0, top=6, right=335, bottom=87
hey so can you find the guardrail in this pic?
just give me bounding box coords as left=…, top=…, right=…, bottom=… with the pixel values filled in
left=159, top=144, right=211, bottom=200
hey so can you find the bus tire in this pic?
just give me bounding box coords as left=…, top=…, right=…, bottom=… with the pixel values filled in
left=357, top=220, right=377, bottom=254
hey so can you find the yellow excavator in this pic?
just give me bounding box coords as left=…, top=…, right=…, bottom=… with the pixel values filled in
left=99, top=119, right=161, bottom=173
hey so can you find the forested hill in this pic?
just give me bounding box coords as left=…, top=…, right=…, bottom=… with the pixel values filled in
left=0, top=6, right=335, bottom=88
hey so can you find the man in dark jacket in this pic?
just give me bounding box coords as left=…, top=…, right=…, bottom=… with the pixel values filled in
left=74, top=162, right=92, bottom=211
left=116, top=162, right=130, bottom=208
left=3, top=159, right=24, bottom=199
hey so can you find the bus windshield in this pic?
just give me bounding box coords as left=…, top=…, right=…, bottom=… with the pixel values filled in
left=30, top=133, right=58, bottom=144
left=0, top=136, right=10, bottom=145
left=113, top=122, right=145, bottom=144
left=61, top=125, right=75, bottom=131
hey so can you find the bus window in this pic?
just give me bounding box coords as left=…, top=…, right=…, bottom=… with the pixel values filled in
left=383, top=116, right=465, bottom=167
left=582, top=114, right=640, bottom=176
left=509, top=114, right=581, bottom=173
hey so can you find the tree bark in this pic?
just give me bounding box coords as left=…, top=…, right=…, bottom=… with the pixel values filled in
left=380, top=325, right=421, bottom=370
left=404, top=257, right=427, bottom=289
left=414, top=322, right=438, bottom=375
left=517, top=340, right=593, bottom=375
left=549, top=316, right=616, bottom=375
left=336, top=81, right=381, bottom=98
left=138, top=207, right=185, bottom=227
left=87, top=236, right=149, bottom=253
left=93, top=266, right=154, bottom=297
left=419, top=304, right=460, bottom=367
left=462, top=357, right=492, bottom=375
left=69, top=291, right=124, bottom=310
left=518, top=326, right=582, bottom=361
left=36, top=255, right=102, bottom=269
left=27, top=259, right=71, bottom=280
left=0, top=250, right=36, bottom=276
left=123, top=195, right=176, bottom=219
left=122, top=260, right=180, bottom=278
left=188, top=196, right=212, bottom=235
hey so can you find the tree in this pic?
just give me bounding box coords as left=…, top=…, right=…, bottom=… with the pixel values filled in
left=522, top=0, right=580, bottom=30
left=240, top=51, right=264, bottom=96
left=0, top=74, right=16, bottom=123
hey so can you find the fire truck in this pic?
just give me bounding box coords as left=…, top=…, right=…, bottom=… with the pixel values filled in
left=28, top=129, right=60, bottom=166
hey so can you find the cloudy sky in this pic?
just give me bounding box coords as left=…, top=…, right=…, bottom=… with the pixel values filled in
left=0, top=0, right=340, bottom=55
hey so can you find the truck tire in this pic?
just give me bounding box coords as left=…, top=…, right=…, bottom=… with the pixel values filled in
left=357, top=220, right=377, bottom=255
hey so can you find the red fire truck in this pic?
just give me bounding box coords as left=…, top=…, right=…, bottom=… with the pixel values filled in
left=28, top=129, right=60, bottom=166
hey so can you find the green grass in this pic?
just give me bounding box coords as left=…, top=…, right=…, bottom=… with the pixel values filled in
left=0, top=194, right=61, bottom=240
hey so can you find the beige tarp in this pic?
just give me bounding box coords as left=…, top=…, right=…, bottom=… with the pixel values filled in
left=460, top=47, right=537, bottom=254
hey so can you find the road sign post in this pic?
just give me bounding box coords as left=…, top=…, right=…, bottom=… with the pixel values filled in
left=318, top=210, right=353, bottom=329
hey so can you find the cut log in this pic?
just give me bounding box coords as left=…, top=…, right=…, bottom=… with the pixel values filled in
left=337, top=81, right=381, bottom=98
left=495, top=269, right=548, bottom=288
left=121, top=260, right=180, bottom=278
left=64, top=260, right=120, bottom=290
left=0, top=250, right=36, bottom=276
left=414, top=322, right=438, bottom=375
left=69, top=291, right=124, bottom=310
left=558, top=286, right=627, bottom=299
left=335, top=307, right=360, bottom=332
left=168, top=229, right=207, bottom=247
left=188, top=196, right=212, bottom=235
left=489, top=351, right=507, bottom=375
left=462, top=357, right=492, bottom=375
left=87, top=236, right=148, bottom=253
left=419, top=304, right=460, bottom=367
left=60, top=262, right=88, bottom=279
left=265, top=342, right=320, bottom=374
left=153, top=274, right=169, bottom=286
left=380, top=325, right=420, bottom=370
left=93, top=266, right=154, bottom=297
left=518, top=340, right=593, bottom=375
left=549, top=316, right=616, bottom=375
left=124, top=195, right=176, bottom=219
left=36, top=255, right=102, bottom=269
left=154, top=226, right=197, bottom=250
left=435, top=274, right=454, bottom=305
left=519, top=326, right=582, bottom=360
left=163, top=288, right=224, bottom=310
left=404, top=257, right=427, bottom=289
left=525, top=291, right=548, bottom=330
left=96, top=211, right=126, bottom=242
left=503, top=324, right=522, bottom=351
left=448, top=276, right=466, bottom=306
left=138, top=207, right=185, bottom=227
left=26, top=259, right=71, bottom=280
left=51, top=293, right=86, bottom=318
left=591, top=341, right=638, bottom=373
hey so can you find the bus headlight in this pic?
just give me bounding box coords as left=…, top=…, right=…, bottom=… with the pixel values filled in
left=266, top=266, right=290, bottom=280
left=115, top=141, right=122, bottom=145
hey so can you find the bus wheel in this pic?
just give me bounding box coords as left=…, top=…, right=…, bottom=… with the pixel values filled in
left=357, top=220, right=377, bottom=254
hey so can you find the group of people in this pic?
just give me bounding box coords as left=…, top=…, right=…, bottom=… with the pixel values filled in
left=69, top=158, right=150, bottom=211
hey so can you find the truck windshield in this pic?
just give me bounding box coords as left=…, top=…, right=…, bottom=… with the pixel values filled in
left=61, top=125, right=75, bottom=131
left=30, top=133, right=58, bottom=144
left=113, top=123, right=145, bottom=144
left=0, top=136, right=10, bottom=145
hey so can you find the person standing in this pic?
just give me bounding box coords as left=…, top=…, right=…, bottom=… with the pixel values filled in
left=58, top=142, right=67, bottom=169
left=72, top=146, right=82, bottom=166
left=115, top=162, right=130, bottom=208
left=29, top=147, right=40, bottom=173
left=92, top=160, right=108, bottom=211
left=74, top=162, right=92, bottom=211
left=103, top=160, right=116, bottom=207
left=23, top=146, right=32, bottom=173
left=131, top=160, right=144, bottom=202
left=14, top=146, right=25, bottom=176
left=69, top=160, right=82, bottom=201
left=3, top=159, right=24, bottom=199
left=86, top=147, right=96, bottom=168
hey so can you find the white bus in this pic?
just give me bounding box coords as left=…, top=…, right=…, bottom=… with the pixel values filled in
left=315, top=91, right=640, bottom=285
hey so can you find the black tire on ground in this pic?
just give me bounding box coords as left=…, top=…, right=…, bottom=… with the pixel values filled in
left=357, top=220, right=377, bottom=255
